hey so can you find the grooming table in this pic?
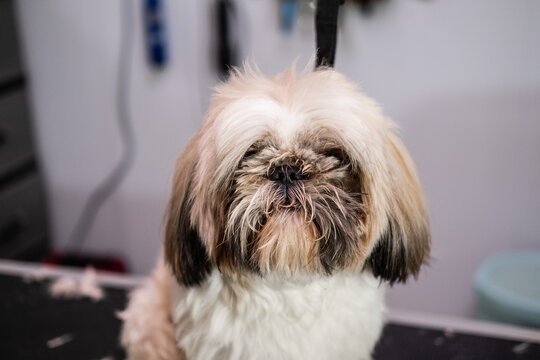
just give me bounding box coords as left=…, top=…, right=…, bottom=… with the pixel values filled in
left=1, top=260, right=539, bottom=360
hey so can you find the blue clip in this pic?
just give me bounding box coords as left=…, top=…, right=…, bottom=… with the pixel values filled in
left=281, top=0, right=298, bottom=34
left=145, top=0, right=168, bottom=68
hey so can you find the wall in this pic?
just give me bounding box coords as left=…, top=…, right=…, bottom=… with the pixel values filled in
left=16, top=0, right=540, bottom=317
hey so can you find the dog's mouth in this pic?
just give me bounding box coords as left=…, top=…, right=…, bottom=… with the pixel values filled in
left=266, top=184, right=312, bottom=218
left=278, top=185, right=299, bottom=208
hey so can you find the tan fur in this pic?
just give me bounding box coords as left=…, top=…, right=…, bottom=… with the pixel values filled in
left=385, top=133, right=431, bottom=273
left=120, top=259, right=184, bottom=360
left=164, top=134, right=200, bottom=278
left=255, top=211, right=320, bottom=275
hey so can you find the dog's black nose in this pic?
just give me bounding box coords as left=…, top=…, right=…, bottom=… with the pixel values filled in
left=270, top=165, right=302, bottom=185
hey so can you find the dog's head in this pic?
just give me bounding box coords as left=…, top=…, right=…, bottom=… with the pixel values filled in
left=165, top=65, right=430, bottom=286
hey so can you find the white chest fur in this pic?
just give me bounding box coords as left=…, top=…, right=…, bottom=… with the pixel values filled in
left=170, top=270, right=386, bottom=360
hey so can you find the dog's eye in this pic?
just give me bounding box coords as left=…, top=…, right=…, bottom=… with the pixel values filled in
left=243, top=145, right=261, bottom=159
left=323, top=148, right=346, bottom=162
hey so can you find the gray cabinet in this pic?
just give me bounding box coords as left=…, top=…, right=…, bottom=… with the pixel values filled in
left=0, top=0, right=23, bottom=83
left=0, top=0, right=49, bottom=260
left=0, top=175, right=47, bottom=259
left=0, top=90, right=35, bottom=180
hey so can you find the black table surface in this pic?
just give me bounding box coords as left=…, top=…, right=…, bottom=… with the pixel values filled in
left=1, top=273, right=539, bottom=360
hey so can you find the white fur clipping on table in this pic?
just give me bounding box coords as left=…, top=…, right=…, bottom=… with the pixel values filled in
left=48, top=267, right=104, bottom=301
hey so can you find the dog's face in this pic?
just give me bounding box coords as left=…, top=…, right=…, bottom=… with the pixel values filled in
left=165, top=65, right=430, bottom=286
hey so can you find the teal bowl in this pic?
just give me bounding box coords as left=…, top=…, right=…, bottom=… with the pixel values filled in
left=474, top=251, right=540, bottom=328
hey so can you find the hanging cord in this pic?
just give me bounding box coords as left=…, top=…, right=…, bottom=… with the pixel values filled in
left=315, top=0, right=345, bottom=67
left=67, top=0, right=136, bottom=252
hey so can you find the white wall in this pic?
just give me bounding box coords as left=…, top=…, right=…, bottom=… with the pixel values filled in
left=16, top=0, right=540, bottom=318
left=16, top=0, right=210, bottom=274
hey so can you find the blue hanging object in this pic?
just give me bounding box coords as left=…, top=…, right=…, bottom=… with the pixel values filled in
left=144, top=0, right=168, bottom=68
left=280, top=0, right=298, bottom=33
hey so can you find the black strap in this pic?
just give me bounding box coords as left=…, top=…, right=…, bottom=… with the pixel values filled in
left=216, top=0, right=237, bottom=76
left=315, top=0, right=345, bottom=68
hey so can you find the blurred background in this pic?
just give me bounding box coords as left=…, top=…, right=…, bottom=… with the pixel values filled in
left=1, top=0, right=539, bottom=324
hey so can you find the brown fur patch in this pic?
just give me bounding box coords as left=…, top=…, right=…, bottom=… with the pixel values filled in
left=365, top=133, right=431, bottom=284
left=164, top=134, right=212, bottom=286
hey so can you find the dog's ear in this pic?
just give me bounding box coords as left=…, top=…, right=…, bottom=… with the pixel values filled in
left=164, top=134, right=212, bottom=287
left=367, top=133, right=431, bottom=284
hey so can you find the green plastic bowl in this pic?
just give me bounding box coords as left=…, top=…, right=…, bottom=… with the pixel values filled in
left=474, top=251, right=540, bottom=328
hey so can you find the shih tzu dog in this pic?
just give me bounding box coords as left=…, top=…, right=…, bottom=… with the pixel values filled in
left=120, top=63, right=430, bottom=360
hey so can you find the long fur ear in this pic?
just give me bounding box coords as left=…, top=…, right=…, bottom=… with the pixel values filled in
left=367, top=133, right=431, bottom=284
left=164, top=134, right=212, bottom=286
